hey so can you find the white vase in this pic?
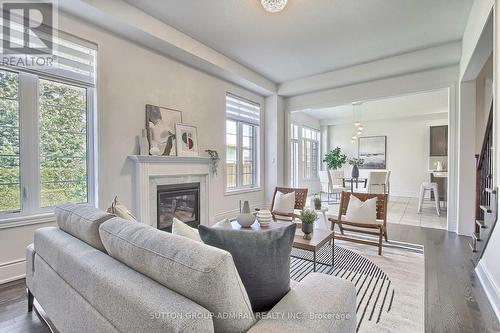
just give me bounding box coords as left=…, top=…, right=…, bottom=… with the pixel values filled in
left=237, top=201, right=255, bottom=227
left=140, top=129, right=149, bottom=155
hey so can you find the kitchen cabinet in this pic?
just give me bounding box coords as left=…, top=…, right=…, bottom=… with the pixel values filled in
left=430, top=125, right=448, bottom=156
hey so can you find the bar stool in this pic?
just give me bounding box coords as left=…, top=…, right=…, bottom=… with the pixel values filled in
left=417, top=182, right=440, bottom=216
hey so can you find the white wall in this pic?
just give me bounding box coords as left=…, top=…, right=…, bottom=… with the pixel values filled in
left=457, top=81, right=477, bottom=236
left=328, top=113, right=448, bottom=197
left=290, top=112, right=321, bottom=194
left=0, top=12, right=267, bottom=283
left=265, top=95, right=285, bottom=202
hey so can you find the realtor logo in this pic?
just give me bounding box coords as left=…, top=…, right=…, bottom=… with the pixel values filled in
left=1, top=2, right=54, bottom=55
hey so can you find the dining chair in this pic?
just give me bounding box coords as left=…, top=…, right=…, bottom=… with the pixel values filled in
left=330, top=170, right=348, bottom=198
left=319, top=171, right=332, bottom=201
left=367, top=171, right=390, bottom=194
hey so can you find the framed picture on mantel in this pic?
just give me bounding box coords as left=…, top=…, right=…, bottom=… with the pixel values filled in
left=146, top=104, right=183, bottom=156
left=176, top=124, right=199, bottom=157
left=358, top=136, right=386, bottom=169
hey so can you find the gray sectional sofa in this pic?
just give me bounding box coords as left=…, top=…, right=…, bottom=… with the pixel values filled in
left=26, top=204, right=356, bottom=333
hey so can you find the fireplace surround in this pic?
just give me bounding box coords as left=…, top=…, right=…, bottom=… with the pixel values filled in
left=128, top=155, right=212, bottom=228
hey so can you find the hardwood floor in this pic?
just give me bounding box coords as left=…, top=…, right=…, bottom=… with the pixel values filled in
left=387, top=223, right=500, bottom=333
left=0, top=224, right=499, bottom=332
left=0, top=280, right=50, bottom=333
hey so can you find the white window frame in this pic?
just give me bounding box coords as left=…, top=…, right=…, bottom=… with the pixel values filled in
left=290, top=122, right=299, bottom=187
left=0, top=68, right=96, bottom=224
left=225, top=94, right=260, bottom=194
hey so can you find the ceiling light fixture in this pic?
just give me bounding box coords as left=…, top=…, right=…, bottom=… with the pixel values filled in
left=261, top=0, right=288, bottom=13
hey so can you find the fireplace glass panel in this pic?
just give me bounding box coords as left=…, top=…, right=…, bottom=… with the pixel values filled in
left=157, top=183, right=200, bottom=232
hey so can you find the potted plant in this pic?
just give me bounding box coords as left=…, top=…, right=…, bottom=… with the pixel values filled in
left=313, top=194, right=322, bottom=210
left=323, top=147, right=347, bottom=170
left=299, top=209, right=317, bottom=240
left=348, top=157, right=364, bottom=178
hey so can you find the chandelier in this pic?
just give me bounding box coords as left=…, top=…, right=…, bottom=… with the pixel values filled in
left=261, top=0, right=288, bottom=13
left=351, top=101, right=364, bottom=143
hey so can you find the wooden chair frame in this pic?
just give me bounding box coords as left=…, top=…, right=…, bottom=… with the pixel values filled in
left=270, top=187, right=308, bottom=221
left=329, top=191, right=388, bottom=255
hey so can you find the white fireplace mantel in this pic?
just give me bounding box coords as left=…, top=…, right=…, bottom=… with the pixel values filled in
left=128, top=155, right=213, bottom=227
left=128, top=155, right=212, bottom=164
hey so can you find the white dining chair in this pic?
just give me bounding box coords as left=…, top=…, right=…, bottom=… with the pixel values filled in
left=367, top=171, right=390, bottom=194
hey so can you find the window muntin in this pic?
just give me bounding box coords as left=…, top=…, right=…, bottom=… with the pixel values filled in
left=225, top=94, right=260, bottom=191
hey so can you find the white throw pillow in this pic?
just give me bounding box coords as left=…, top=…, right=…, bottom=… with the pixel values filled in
left=172, top=218, right=202, bottom=242
left=106, top=196, right=138, bottom=222
left=212, top=218, right=231, bottom=228
left=345, top=195, right=377, bottom=224
left=273, top=191, right=295, bottom=214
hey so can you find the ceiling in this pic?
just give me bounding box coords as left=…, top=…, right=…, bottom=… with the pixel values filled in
left=124, top=0, right=473, bottom=83
left=297, top=89, right=449, bottom=123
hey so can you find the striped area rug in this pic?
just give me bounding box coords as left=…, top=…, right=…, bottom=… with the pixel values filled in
left=290, top=239, right=424, bottom=333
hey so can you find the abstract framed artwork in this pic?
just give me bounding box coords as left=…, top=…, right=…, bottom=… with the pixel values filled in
left=175, top=124, right=199, bottom=157
left=146, top=104, right=182, bottom=156
left=358, top=136, right=386, bottom=169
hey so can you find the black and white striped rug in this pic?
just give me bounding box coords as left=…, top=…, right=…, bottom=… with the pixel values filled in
left=291, top=240, right=424, bottom=332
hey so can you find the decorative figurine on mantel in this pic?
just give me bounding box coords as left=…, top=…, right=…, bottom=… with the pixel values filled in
left=205, top=149, right=220, bottom=175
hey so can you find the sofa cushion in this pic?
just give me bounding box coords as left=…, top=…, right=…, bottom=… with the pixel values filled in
left=34, top=227, right=214, bottom=333
left=56, top=203, right=113, bottom=252
left=198, top=223, right=296, bottom=312
left=99, top=218, right=255, bottom=333
left=247, top=273, right=357, bottom=333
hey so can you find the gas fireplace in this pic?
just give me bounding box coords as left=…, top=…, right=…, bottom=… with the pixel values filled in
left=157, top=182, right=200, bottom=232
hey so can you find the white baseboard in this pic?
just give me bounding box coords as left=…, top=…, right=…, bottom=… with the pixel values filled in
left=476, top=260, right=500, bottom=322
left=0, top=258, right=26, bottom=285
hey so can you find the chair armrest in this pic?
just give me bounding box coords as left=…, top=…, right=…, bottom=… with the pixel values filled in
left=26, top=243, right=36, bottom=292
left=329, top=218, right=382, bottom=229
left=272, top=211, right=300, bottom=220
left=247, top=273, right=356, bottom=333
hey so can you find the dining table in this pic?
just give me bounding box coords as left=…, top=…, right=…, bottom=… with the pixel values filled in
left=342, top=177, right=368, bottom=192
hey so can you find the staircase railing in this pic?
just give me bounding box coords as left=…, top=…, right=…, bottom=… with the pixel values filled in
left=472, top=101, right=497, bottom=264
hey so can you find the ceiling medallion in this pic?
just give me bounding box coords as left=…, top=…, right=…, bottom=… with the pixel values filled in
left=261, top=0, right=288, bottom=13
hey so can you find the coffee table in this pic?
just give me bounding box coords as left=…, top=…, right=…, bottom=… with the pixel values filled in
left=292, top=228, right=335, bottom=272
left=225, top=220, right=335, bottom=272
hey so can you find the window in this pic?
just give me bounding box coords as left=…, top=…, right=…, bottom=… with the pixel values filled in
left=301, top=127, right=320, bottom=179
left=0, top=71, right=20, bottom=212
left=39, top=79, right=88, bottom=208
left=225, top=94, right=260, bottom=191
left=0, top=31, right=96, bottom=217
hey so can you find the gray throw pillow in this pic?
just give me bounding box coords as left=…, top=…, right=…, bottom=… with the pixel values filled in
left=199, top=223, right=296, bottom=312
